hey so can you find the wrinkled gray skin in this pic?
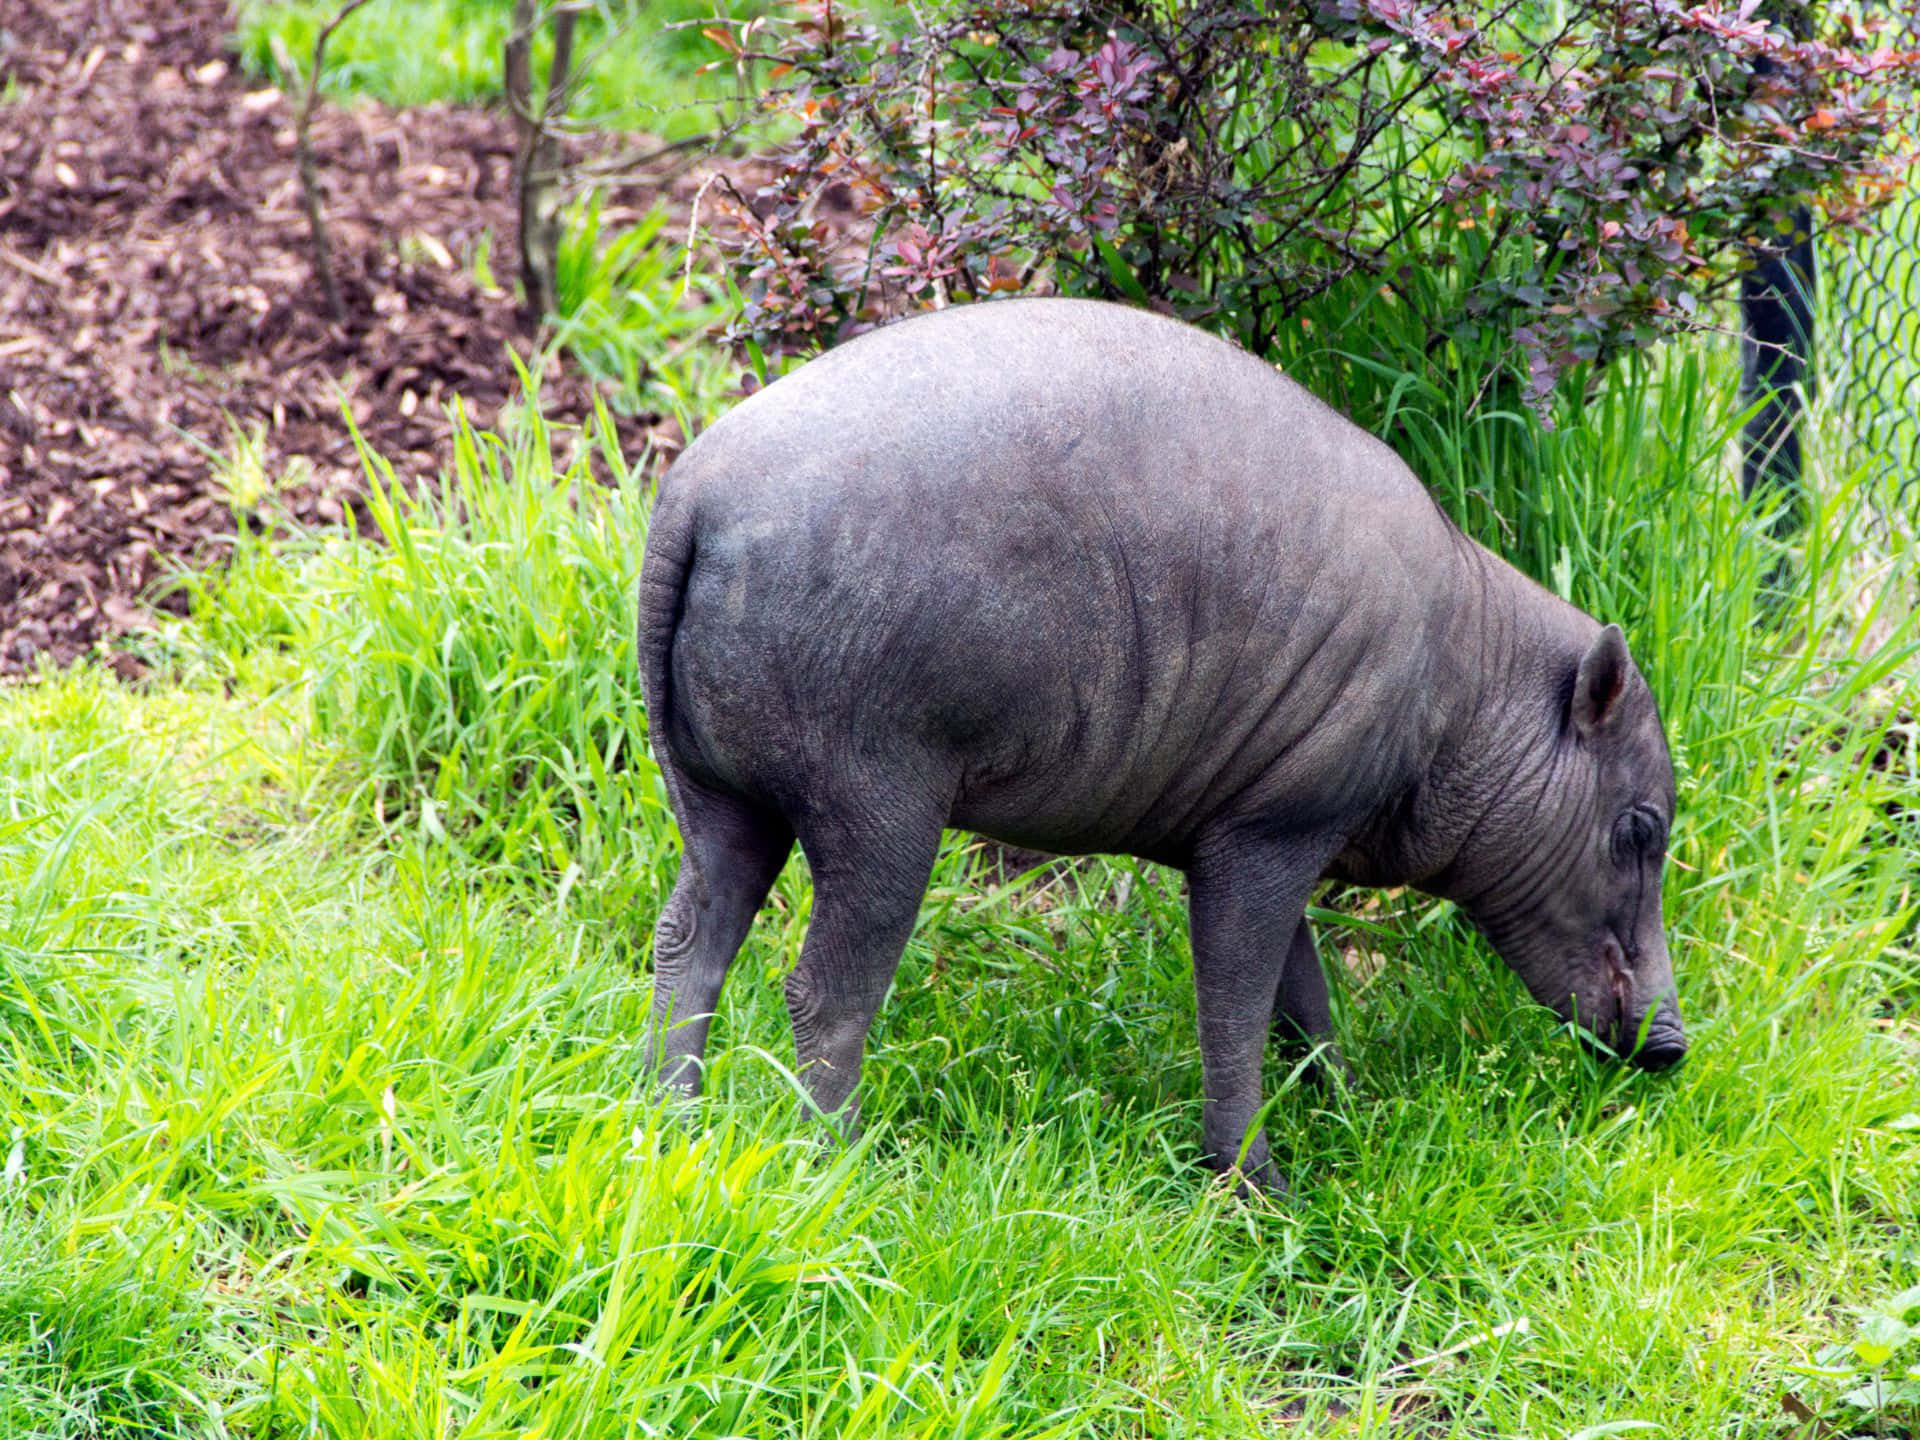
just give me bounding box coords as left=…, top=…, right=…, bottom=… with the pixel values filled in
left=639, top=298, right=1684, bottom=1195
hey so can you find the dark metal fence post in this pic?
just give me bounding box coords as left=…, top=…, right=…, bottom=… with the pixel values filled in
left=1739, top=0, right=1817, bottom=544
left=1738, top=214, right=1816, bottom=539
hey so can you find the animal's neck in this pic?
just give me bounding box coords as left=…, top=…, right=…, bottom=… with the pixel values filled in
left=1340, top=538, right=1586, bottom=893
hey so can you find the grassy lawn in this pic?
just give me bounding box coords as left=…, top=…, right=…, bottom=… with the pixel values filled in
left=3, top=337, right=1916, bottom=1435
left=229, top=0, right=768, bottom=137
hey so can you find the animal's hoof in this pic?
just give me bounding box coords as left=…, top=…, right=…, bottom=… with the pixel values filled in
left=1223, top=1159, right=1292, bottom=1205
left=647, top=1081, right=703, bottom=1133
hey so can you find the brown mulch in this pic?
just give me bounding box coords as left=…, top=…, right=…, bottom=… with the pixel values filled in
left=0, top=0, right=730, bottom=676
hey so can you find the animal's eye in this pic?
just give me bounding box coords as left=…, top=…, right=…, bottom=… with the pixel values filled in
left=1610, top=806, right=1667, bottom=865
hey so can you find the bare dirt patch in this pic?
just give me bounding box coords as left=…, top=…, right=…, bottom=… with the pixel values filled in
left=0, top=0, right=721, bottom=675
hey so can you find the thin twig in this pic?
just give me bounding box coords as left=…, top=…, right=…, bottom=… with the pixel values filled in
left=682, top=171, right=723, bottom=302
left=1380, top=1317, right=1532, bottom=1379
left=294, top=0, right=374, bottom=330
left=0, top=245, right=63, bottom=286
left=565, top=130, right=729, bottom=183
left=507, top=1, right=581, bottom=325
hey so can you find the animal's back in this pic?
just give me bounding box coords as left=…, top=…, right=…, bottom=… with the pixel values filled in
left=673, top=298, right=1417, bottom=516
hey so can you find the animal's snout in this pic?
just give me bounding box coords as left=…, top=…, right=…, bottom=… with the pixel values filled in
left=1623, top=994, right=1687, bottom=1072
left=1627, top=1025, right=1687, bottom=1072
left=1576, top=991, right=1686, bottom=1070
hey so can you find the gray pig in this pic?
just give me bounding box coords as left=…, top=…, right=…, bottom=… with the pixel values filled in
left=639, top=298, right=1683, bottom=1194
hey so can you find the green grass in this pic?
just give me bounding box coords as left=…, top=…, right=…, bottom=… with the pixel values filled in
left=229, top=0, right=768, bottom=139
left=5, top=314, right=1916, bottom=1435
left=547, top=200, right=743, bottom=426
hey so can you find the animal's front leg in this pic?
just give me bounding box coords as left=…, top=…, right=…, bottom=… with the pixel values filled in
left=1186, top=827, right=1336, bottom=1198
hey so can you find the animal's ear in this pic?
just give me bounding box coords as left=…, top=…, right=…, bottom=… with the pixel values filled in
left=1572, top=624, right=1631, bottom=738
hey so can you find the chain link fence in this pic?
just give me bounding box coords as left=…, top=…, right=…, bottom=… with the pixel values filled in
left=1827, top=190, right=1920, bottom=501
left=1822, top=3, right=1920, bottom=504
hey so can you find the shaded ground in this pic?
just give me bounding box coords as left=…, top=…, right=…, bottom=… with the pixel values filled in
left=0, top=0, right=723, bottom=674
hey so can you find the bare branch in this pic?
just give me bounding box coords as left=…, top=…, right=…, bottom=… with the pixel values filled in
left=507, top=0, right=580, bottom=327
left=293, top=0, right=375, bottom=330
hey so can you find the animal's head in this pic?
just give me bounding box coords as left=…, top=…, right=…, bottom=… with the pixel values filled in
left=1445, top=624, right=1685, bottom=1070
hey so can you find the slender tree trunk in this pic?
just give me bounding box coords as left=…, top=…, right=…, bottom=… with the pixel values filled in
left=294, top=0, right=375, bottom=330
left=506, top=1, right=577, bottom=328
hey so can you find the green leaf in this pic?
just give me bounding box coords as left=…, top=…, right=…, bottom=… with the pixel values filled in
left=1883, top=1285, right=1920, bottom=1322
left=1851, top=1312, right=1912, bottom=1370
left=1093, top=236, right=1150, bottom=305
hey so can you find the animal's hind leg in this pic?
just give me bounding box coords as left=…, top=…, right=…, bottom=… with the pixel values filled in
left=648, top=780, right=794, bottom=1096
left=784, top=794, right=948, bottom=1132
left=1271, top=919, right=1357, bottom=1093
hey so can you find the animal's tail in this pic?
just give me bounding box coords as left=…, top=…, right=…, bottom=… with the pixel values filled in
left=638, top=478, right=709, bottom=907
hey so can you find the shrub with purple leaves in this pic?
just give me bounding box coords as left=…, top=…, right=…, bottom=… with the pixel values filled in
left=715, top=0, right=1920, bottom=401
